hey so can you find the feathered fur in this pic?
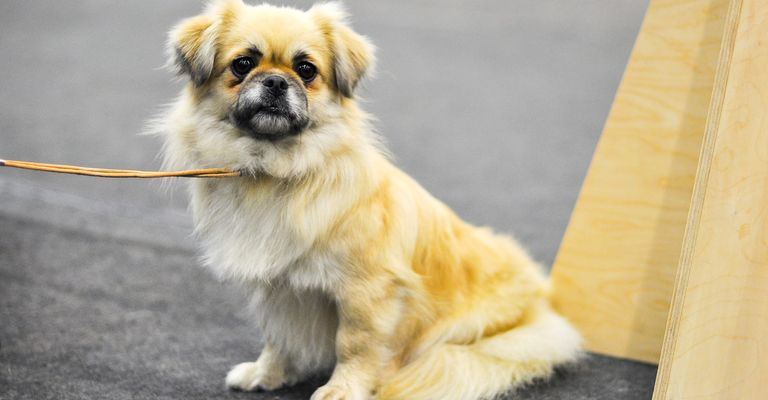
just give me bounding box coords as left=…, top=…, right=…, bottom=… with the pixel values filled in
left=156, top=1, right=582, bottom=399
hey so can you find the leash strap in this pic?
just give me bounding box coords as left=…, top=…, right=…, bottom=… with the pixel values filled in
left=0, top=158, right=240, bottom=178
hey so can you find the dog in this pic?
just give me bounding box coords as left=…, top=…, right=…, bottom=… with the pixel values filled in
left=157, top=1, right=582, bottom=399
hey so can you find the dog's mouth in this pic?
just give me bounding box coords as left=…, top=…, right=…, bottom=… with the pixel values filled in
left=256, top=105, right=288, bottom=116
left=231, top=101, right=309, bottom=142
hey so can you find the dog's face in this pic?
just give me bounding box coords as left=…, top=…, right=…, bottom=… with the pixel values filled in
left=168, top=0, right=374, bottom=145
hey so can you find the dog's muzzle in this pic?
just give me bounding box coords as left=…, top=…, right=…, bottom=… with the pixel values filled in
left=231, top=74, right=310, bottom=141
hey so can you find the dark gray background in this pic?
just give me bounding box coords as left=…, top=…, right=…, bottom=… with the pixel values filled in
left=0, top=1, right=655, bottom=399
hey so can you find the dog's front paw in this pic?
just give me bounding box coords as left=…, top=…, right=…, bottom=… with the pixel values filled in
left=310, top=383, right=367, bottom=400
left=225, top=361, right=289, bottom=392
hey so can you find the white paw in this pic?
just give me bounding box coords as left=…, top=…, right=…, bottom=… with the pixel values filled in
left=311, top=383, right=367, bottom=400
left=225, top=361, right=288, bottom=391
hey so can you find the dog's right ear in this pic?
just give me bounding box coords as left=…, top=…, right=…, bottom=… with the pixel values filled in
left=167, top=14, right=218, bottom=86
left=168, top=1, right=244, bottom=86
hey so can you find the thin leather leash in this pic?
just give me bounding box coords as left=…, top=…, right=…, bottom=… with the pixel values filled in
left=0, top=159, right=241, bottom=178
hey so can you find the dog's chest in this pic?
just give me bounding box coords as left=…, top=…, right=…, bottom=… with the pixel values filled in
left=190, top=180, right=343, bottom=289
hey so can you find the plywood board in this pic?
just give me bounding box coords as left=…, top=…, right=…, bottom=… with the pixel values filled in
left=550, top=0, right=730, bottom=363
left=653, top=0, right=768, bottom=397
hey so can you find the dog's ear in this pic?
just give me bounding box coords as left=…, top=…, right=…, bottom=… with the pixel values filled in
left=167, top=0, right=243, bottom=86
left=310, top=3, right=376, bottom=98
left=168, top=14, right=218, bottom=86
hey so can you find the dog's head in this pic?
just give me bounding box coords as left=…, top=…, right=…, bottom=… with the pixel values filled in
left=167, top=0, right=374, bottom=150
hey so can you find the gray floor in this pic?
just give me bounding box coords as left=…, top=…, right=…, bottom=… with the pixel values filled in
left=0, top=1, right=656, bottom=399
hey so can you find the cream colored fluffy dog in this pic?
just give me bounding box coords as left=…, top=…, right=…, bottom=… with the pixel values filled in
left=158, top=1, right=582, bottom=399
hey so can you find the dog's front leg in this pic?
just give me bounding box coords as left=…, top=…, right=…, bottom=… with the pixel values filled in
left=226, top=342, right=297, bottom=391
left=311, top=279, right=401, bottom=400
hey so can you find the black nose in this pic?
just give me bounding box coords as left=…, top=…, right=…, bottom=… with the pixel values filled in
left=262, top=75, right=288, bottom=96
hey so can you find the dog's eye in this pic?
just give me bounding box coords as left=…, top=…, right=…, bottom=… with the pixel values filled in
left=294, top=61, right=317, bottom=83
left=231, top=57, right=256, bottom=79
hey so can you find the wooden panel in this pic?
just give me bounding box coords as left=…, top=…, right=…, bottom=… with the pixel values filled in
left=653, top=0, right=768, bottom=398
left=550, top=0, right=730, bottom=363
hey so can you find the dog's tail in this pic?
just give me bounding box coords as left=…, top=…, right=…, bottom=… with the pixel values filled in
left=377, top=303, right=582, bottom=400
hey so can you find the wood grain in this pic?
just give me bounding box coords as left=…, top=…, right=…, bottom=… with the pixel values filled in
left=550, top=0, right=730, bottom=363
left=653, top=0, right=768, bottom=398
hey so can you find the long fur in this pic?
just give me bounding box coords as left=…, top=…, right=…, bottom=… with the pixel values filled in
left=156, top=1, right=582, bottom=399
left=378, top=302, right=582, bottom=399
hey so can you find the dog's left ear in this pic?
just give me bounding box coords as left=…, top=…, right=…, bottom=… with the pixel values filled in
left=310, top=3, right=376, bottom=98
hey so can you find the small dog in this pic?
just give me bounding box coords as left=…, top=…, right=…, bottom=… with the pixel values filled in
left=158, top=1, right=581, bottom=399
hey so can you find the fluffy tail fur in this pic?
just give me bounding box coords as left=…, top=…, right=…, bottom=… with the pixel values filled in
left=378, top=305, right=582, bottom=400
